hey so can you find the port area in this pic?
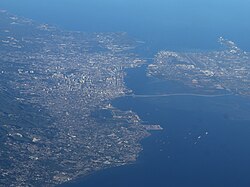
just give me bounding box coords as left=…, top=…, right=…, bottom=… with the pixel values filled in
left=142, top=125, right=163, bottom=131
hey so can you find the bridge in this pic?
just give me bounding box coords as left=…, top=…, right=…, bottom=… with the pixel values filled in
left=125, top=93, right=233, bottom=98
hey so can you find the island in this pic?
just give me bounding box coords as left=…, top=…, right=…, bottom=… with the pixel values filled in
left=148, top=37, right=250, bottom=96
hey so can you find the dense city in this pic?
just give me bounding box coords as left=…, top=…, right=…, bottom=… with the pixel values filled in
left=0, top=11, right=152, bottom=186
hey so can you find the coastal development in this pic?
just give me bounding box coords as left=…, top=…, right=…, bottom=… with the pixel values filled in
left=0, top=11, right=156, bottom=186
left=148, top=37, right=250, bottom=96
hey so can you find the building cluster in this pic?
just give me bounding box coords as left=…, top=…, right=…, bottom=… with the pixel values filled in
left=148, top=37, right=250, bottom=95
left=0, top=11, right=149, bottom=187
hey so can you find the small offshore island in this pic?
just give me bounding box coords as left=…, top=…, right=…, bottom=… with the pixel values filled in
left=148, top=37, right=250, bottom=96
left=0, top=11, right=162, bottom=187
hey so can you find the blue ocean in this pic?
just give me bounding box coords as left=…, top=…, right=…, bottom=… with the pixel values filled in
left=1, top=0, right=250, bottom=186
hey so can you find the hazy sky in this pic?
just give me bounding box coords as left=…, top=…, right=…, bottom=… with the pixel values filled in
left=1, top=0, right=249, bottom=50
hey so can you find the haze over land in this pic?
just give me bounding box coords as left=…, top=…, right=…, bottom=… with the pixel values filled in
left=0, top=11, right=151, bottom=186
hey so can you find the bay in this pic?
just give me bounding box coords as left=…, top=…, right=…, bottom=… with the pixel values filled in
left=62, top=63, right=250, bottom=187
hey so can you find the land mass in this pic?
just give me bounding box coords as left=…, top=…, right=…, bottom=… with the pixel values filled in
left=0, top=10, right=152, bottom=186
